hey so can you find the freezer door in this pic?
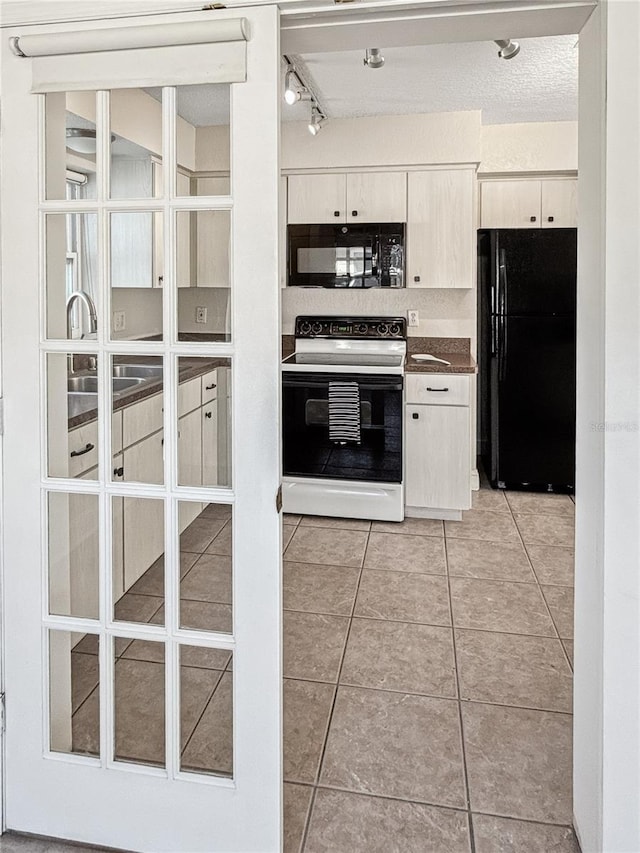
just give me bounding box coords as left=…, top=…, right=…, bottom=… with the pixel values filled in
left=494, top=229, right=577, bottom=317
left=492, top=315, right=576, bottom=489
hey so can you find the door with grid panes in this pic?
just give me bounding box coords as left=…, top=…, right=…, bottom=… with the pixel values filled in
left=0, top=8, right=282, bottom=852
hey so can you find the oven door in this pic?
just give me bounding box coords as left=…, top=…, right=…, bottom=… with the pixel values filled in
left=282, top=371, right=403, bottom=482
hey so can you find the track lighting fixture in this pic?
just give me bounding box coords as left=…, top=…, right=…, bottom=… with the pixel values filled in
left=308, top=107, right=325, bottom=136
left=363, top=48, right=385, bottom=69
left=494, top=39, right=520, bottom=60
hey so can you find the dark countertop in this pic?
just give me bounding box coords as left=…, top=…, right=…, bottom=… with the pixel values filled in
left=404, top=352, right=477, bottom=374
left=68, top=356, right=229, bottom=430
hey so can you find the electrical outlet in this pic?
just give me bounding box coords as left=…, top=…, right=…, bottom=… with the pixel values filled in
left=113, top=310, right=126, bottom=332
left=195, top=306, right=208, bottom=324
left=408, top=309, right=419, bottom=327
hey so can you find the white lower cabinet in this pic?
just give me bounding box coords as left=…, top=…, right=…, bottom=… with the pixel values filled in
left=122, top=430, right=164, bottom=589
left=405, top=374, right=471, bottom=516
left=202, top=400, right=219, bottom=487
left=178, top=408, right=203, bottom=488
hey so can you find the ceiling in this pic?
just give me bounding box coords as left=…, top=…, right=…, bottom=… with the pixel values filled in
left=142, top=34, right=578, bottom=128
left=289, top=35, right=578, bottom=125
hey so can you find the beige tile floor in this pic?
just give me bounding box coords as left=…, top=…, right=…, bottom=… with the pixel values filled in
left=6, top=488, right=580, bottom=852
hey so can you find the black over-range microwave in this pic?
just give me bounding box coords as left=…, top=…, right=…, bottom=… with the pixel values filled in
left=287, top=223, right=405, bottom=288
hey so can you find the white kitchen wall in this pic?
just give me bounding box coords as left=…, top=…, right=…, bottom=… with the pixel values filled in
left=281, top=287, right=476, bottom=345
left=178, top=287, right=230, bottom=334
left=480, top=120, right=578, bottom=173
left=111, top=288, right=162, bottom=340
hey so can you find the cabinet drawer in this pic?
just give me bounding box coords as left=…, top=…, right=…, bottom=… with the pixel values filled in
left=405, top=374, right=470, bottom=406
left=68, top=421, right=99, bottom=477
left=123, top=392, right=163, bottom=449
left=202, top=369, right=219, bottom=404
left=179, top=377, right=201, bottom=416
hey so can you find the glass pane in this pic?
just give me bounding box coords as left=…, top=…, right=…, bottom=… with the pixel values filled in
left=48, top=492, right=99, bottom=620
left=114, top=355, right=164, bottom=485
left=45, top=91, right=98, bottom=201
left=119, top=497, right=165, bottom=623
left=49, top=630, right=99, bottom=757
left=179, top=502, right=232, bottom=635
left=47, top=352, right=99, bottom=481
left=177, top=357, right=231, bottom=488
left=176, top=209, right=231, bottom=343
left=114, top=639, right=165, bottom=768
left=45, top=212, right=98, bottom=340
left=173, top=83, right=231, bottom=196
left=110, top=210, right=163, bottom=299
left=181, top=647, right=232, bottom=777
left=109, top=88, right=162, bottom=200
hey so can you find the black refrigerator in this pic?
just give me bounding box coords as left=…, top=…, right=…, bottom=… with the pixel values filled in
left=478, top=228, right=577, bottom=492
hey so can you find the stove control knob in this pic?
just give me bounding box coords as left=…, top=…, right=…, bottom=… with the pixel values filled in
left=299, top=321, right=311, bottom=335
left=377, top=323, right=389, bottom=336
left=389, top=323, right=401, bottom=336
left=311, top=322, right=323, bottom=335
left=356, top=323, right=368, bottom=335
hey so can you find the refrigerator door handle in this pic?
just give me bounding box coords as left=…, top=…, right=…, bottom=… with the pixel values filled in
left=498, top=314, right=507, bottom=381
left=498, top=248, right=507, bottom=316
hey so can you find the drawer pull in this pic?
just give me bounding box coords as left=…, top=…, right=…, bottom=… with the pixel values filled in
left=426, top=387, right=449, bottom=392
left=113, top=466, right=124, bottom=478
left=204, top=411, right=213, bottom=419
left=205, top=383, right=217, bottom=390
left=70, top=443, right=94, bottom=458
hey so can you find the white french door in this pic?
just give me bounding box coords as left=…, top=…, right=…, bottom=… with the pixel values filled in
left=0, top=7, right=282, bottom=852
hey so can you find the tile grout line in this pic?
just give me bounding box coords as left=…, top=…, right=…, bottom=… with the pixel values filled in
left=443, top=526, right=477, bottom=853
left=300, top=521, right=372, bottom=852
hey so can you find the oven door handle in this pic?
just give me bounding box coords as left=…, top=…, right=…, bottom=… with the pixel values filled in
left=282, top=373, right=403, bottom=392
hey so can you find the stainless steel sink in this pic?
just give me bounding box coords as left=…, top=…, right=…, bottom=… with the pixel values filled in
left=68, top=391, right=98, bottom=419
left=113, top=364, right=163, bottom=380
left=68, top=376, right=145, bottom=394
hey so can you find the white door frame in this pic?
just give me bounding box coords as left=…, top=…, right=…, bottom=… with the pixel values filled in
left=0, top=7, right=282, bottom=851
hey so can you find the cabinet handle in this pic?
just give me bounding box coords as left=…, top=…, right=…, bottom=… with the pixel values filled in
left=333, top=210, right=340, bottom=217
left=412, top=412, right=419, bottom=419
left=548, top=215, right=554, bottom=222
left=205, top=383, right=217, bottom=390
left=530, top=215, right=537, bottom=222
left=70, top=443, right=94, bottom=458
left=351, top=210, right=358, bottom=217
left=413, top=275, right=421, bottom=283
left=426, top=387, right=449, bottom=392
left=204, top=411, right=213, bottom=419
left=113, top=466, right=124, bottom=478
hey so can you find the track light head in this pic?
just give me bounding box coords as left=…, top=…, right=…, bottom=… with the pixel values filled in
left=494, top=39, right=520, bottom=60
left=308, top=107, right=325, bottom=136
left=284, top=69, right=303, bottom=105
left=364, top=48, right=385, bottom=69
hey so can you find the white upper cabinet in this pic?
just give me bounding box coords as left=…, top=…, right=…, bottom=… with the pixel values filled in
left=407, top=169, right=475, bottom=288
left=541, top=179, right=577, bottom=228
left=196, top=176, right=231, bottom=287
left=480, top=178, right=577, bottom=228
left=345, top=172, right=407, bottom=223
left=287, top=173, right=346, bottom=224
left=287, top=171, right=407, bottom=224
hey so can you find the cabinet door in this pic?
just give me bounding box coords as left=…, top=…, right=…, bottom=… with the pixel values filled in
left=405, top=404, right=470, bottom=510
left=346, top=172, right=407, bottom=223
left=178, top=408, right=202, bottom=489
left=541, top=179, right=577, bottom=228
left=69, top=471, right=100, bottom=620
left=176, top=171, right=192, bottom=287
left=197, top=176, right=231, bottom=287
left=480, top=180, right=541, bottom=228
left=407, top=169, right=475, bottom=288
left=112, top=454, right=125, bottom=601
left=122, top=431, right=164, bottom=589
left=287, top=173, right=346, bottom=224
left=202, top=401, right=219, bottom=487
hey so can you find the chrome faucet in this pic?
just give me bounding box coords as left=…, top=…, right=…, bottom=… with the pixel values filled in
left=66, top=290, right=98, bottom=340
left=66, top=290, right=98, bottom=374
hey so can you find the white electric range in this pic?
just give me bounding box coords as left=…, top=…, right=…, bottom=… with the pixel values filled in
left=281, top=316, right=407, bottom=521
